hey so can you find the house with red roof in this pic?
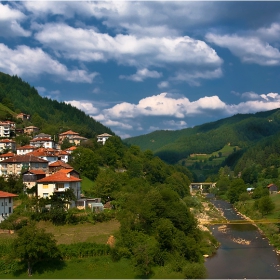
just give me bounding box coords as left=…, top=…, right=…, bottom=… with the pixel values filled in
left=0, top=121, right=15, bottom=138
left=0, top=191, right=18, bottom=223
left=30, top=136, right=56, bottom=149
left=22, top=169, right=47, bottom=194
left=59, top=130, right=88, bottom=145
left=0, top=155, right=49, bottom=176
left=24, top=126, right=40, bottom=135
left=17, top=145, right=37, bottom=155
left=37, top=170, right=81, bottom=207
left=0, top=139, right=16, bottom=153
left=267, top=183, right=278, bottom=194
left=27, top=147, right=59, bottom=163
left=0, top=152, right=16, bottom=161
left=49, top=160, right=75, bottom=174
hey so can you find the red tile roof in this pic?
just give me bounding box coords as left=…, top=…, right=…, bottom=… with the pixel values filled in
left=0, top=155, right=48, bottom=163
left=0, top=191, right=18, bottom=198
left=49, top=160, right=73, bottom=169
left=59, top=130, right=79, bottom=136
left=0, top=152, right=15, bottom=158
left=17, top=145, right=36, bottom=150
left=37, top=171, right=81, bottom=183
left=28, top=169, right=46, bottom=175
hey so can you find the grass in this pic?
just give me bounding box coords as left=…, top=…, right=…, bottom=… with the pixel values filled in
left=36, top=219, right=120, bottom=244
left=0, top=256, right=136, bottom=279
left=81, top=176, right=95, bottom=194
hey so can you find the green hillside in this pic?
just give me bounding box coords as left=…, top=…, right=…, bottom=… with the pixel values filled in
left=124, top=109, right=280, bottom=164
left=0, top=72, right=114, bottom=139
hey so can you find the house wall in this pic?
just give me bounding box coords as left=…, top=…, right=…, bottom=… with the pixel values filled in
left=0, top=162, right=49, bottom=176
left=0, top=197, right=14, bottom=223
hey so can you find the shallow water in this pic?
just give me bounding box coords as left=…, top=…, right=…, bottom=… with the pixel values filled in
left=205, top=199, right=280, bottom=279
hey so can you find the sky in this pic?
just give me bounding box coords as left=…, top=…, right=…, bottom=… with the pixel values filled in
left=2, top=1, right=280, bottom=139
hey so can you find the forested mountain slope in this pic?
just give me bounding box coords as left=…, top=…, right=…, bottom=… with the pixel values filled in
left=124, top=108, right=280, bottom=163
left=0, top=72, right=113, bottom=138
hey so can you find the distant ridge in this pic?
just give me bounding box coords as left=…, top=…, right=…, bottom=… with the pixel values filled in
left=124, top=108, right=280, bottom=164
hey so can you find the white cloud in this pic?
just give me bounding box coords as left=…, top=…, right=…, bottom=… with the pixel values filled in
left=35, top=23, right=222, bottom=66
left=172, top=68, right=223, bottom=86
left=0, top=44, right=98, bottom=83
left=206, top=33, right=280, bottom=66
left=0, top=3, right=31, bottom=37
left=120, top=68, right=162, bottom=82
left=163, top=120, right=188, bottom=130
left=241, top=91, right=260, bottom=100
left=65, top=100, right=99, bottom=115
left=158, top=81, right=169, bottom=89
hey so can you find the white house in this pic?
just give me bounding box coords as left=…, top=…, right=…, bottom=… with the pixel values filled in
left=0, top=191, right=18, bottom=223
left=37, top=170, right=81, bottom=207
left=97, top=133, right=112, bottom=145
left=0, top=139, right=16, bottom=153
left=0, top=121, right=15, bottom=138
left=30, top=137, right=56, bottom=149
left=17, top=145, right=37, bottom=155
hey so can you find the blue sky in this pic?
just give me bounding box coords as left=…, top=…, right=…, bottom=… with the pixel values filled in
left=2, top=1, right=280, bottom=139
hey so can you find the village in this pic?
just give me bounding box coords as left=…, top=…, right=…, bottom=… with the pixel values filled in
left=0, top=113, right=113, bottom=223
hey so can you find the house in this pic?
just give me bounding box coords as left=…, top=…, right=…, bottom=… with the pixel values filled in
left=97, top=133, right=112, bottom=145
left=57, top=150, right=71, bottom=163
left=0, top=139, right=16, bottom=153
left=22, top=169, right=46, bottom=194
left=267, top=184, right=278, bottom=194
left=24, top=126, right=40, bottom=135
left=76, top=198, right=104, bottom=212
left=0, top=152, right=16, bottom=161
left=59, top=130, right=79, bottom=143
left=37, top=170, right=81, bottom=207
left=0, top=121, right=15, bottom=138
left=17, top=145, right=37, bottom=155
left=0, top=155, right=49, bottom=176
left=30, top=137, right=56, bottom=149
left=27, top=148, right=59, bottom=164
left=49, top=160, right=74, bottom=174
left=64, top=146, right=77, bottom=154
left=16, top=113, right=30, bottom=121
left=0, top=191, right=18, bottom=223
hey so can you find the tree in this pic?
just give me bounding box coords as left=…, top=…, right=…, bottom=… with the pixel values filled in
left=256, top=196, right=275, bottom=217
left=12, top=223, right=61, bottom=276
left=70, top=147, right=100, bottom=180
left=227, top=178, right=247, bottom=204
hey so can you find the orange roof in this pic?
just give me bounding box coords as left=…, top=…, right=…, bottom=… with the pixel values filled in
left=17, top=145, right=36, bottom=150
left=28, top=169, right=46, bottom=175
left=57, top=168, right=74, bottom=174
left=37, top=172, right=81, bottom=183
left=0, top=139, right=15, bottom=143
left=49, top=160, right=73, bottom=169
left=59, top=130, right=79, bottom=136
left=0, top=191, right=18, bottom=198
left=66, top=146, right=77, bottom=151
left=0, top=152, right=15, bottom=157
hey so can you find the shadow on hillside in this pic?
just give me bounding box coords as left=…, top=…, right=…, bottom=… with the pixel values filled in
left=13, top=258, right=66, bottom=277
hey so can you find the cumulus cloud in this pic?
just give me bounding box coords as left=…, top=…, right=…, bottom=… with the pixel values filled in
left=89, top=91, right=280, bottom=136
left=65, top=100, right=99, bottom=115
left=0, top=3, right=30, bottom=37
left=206, top=33, right=280, bottom=66
left=120, top=68, right=162, bottom=82
left=0, top=44, right=98, bottom=83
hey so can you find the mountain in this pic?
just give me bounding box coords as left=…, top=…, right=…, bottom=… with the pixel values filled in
left=124, top=108, right=280, bottom=164
left=0, top=72, right=114, bottom=138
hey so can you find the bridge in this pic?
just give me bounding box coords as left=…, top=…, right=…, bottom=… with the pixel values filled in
left=189, top=182, right=216, bottom=193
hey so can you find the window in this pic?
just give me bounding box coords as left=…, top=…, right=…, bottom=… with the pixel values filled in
left=9, top=207, right=11, bottom=213
left=9, top=198, right=11, bottom=203
left=57, top=183, right=64, bottom=189
left=43, top=193, right=48, bottom=198
left=5, top=202, right=7, bottom=206
left=1, top=202, right=3, bottom=206
left=43, top=184, right=48, bottom=189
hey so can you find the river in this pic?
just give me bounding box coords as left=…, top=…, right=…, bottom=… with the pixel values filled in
left=204, top=198, right=280, bottom=279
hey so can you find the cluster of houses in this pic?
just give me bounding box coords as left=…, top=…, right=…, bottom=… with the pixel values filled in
left=0, top=115, right=112, bottom=222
